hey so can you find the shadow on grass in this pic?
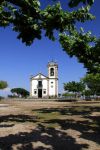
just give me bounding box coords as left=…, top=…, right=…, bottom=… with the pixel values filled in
left=32, top=106, right=100, bottom=145
left=81, top=115, right=100, bottom=144
left=0, top=124, right=88, bottom=150
left=0, top=124, right=14, bottom=128
left=32, top=106, right=100, bottom=116
left=0, top=114, right=38, bottom=123
left=45, top=118, right=100, bottom=143
left=0, top=106, right=100, bottom=149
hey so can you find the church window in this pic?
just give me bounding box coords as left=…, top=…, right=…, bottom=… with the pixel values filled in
left=44, top=90, right=46, bottom=94
left=51, top=85, right=53, bottom=88
left=50, top=68, right=54, bottom=76
left=51, top=82, right=53, bottom=84
left=38, top=81, right=42, bottom=87
left=34, top=90, right=37, bottom=94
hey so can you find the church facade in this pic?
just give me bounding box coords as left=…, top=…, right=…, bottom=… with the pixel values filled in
left=30, top=62, right=58, bottom=98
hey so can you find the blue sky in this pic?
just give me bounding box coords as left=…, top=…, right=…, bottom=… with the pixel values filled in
left=0, top=0, right=100, bottom=96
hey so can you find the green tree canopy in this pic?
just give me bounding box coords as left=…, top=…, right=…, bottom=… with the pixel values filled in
left=11, top=88, right=30, bottom=98
left=0, top=81, right=8, bottom=89
left=0, top=0, right=99, bottom=73
left=0, top=0, right=94, bottom=44
left=82, top=73, right=100, bottom=95
left=60, top=30, right=100, bottom=73
left=64, top=81, right=85, bottom=97
left=69, top=0, right=94, bottom=7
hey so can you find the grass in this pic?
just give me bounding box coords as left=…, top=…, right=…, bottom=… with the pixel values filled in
left=31, top=106, right=100, bottom=129
left=32, top=110, right=61, bottom=128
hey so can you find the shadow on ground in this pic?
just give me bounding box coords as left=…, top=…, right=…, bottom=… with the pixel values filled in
left=0, top=124, right=88, bottom=150
left=0, top=106, right=100, bottom=149
left=0, top=114, right=37, bottom=123
left=32, top=106, right=100, bottom=116
left=33, top=106, right=100, bottom=144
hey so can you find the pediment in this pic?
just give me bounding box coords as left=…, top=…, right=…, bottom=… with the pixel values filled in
left=31, top=73, right=48, bottom=80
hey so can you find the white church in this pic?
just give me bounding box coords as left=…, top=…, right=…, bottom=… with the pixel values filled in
left=30, top=61, right=58, bottom=98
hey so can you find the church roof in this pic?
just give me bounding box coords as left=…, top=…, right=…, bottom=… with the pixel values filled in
left=30, top=73, right=48, bottom=80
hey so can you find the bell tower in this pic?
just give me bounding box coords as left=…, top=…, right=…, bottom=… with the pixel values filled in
left=47, top=61, right=58, bottom=97
left=48, top=61, right=58, bottom=79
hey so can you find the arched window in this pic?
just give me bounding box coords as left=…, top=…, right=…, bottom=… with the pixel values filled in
left=50, top=68, right=54, bottom=76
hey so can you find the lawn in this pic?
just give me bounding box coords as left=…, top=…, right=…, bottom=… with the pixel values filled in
left=0, top=100, right=100, bottom=150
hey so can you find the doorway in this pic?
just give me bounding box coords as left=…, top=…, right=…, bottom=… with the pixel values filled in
left=38, top=89, right=42, bottom=98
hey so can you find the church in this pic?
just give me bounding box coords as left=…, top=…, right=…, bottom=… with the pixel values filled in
left=30, top=61, right=58, bottom=98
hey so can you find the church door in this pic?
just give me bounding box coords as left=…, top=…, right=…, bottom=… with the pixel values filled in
left=38, top=89, right=42, bottom=98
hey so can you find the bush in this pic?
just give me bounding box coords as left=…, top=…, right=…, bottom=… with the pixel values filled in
left=0, top=96, right=4, bottom=100
left=8, top=95, right=19, bottom=98
left=49, top=95, right=57, bottom=99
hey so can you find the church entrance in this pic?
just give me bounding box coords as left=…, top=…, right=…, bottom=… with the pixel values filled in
left=38, top=81, right=42, bottom=98
left=38, top=89, right=42, bottom=98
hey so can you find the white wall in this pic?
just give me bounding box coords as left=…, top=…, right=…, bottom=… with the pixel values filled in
left=31, top=79, right=48, bottom=97
left=42, top=79, right=48, bottom=89
left=49, top=79, right=56, bottom=96
left=31, top=70, right=58, bottom=98
left=31, top=80, right=38, bottom=97
left=42, top=79, right=48, bottom=97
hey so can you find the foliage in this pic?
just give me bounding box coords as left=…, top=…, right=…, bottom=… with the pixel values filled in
left=8, top=94, right=19, bottom=98
left=82, top=89, right=92, bottom=96
left=60, top=30, right=100, bottom=73
left=0, top=1, right=94, bottom=43
left=11, top=88, right=30, bottom=98
left=49, top=95, right=57, bottom=99
left=0, top=96, right=4, bottom=100
left=69, top=0, right=94, bottom=7
left=64, top=81, right=85, bottom=97
left=0, top=0, right=99, bottom=73
left=82, top=73, right=100, bottom=95
left=0, top=80, right=8, bottom=89
left=62, top=92, right=75, bottom=97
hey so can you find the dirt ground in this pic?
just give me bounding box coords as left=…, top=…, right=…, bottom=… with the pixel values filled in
left=0, top=100, right=100, bottom=150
